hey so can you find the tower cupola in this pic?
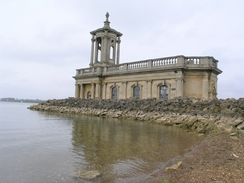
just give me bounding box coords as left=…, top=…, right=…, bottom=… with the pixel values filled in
left=89, top=13, right=123, bottom=67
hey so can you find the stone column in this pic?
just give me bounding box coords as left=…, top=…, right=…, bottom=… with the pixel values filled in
left=79, top=84, right=83, bottom=99
left=113, top=39, right=117, bottom=64
left=90, top=36, right=95, bottom=66
left=75, top=84, right=80, bottom=98
left=104, top=35, right=108, bottom=62
left=94, top=40, right=98, bottom=63
left=116, top=37, right=121, bottom=65
left=202, top=74, right=209, bottom=99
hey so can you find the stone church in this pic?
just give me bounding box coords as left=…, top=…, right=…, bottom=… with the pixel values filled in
left=73, top=13, right=222, bottom=100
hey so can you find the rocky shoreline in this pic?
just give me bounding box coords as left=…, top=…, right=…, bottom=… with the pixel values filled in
left=29, top=97, right=244, bottom=137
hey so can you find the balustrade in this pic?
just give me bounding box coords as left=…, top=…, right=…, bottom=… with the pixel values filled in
left=75, top=56, right=218, bottom=76
left=76, top=68, right=92, bottom=76
left=186, top=57, right=200, bottom=64
left=152, top=57, right=178, bottom=66
left=107, top=65, right=124, bottom=71
left=83, top=68, right=92, bottom=73
left=128, top=61, right=148, bottom=69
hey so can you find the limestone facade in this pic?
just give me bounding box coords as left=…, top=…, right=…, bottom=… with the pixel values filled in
left=73, top=13, right=222, bottom=100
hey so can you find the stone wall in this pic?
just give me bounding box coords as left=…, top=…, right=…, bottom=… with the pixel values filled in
left=29, top=97, right=244, bottom=138
left=75, top=56, right=221, bottom=100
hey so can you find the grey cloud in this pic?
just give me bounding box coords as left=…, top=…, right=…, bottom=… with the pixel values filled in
left=0, top=0, right=244, bottom=99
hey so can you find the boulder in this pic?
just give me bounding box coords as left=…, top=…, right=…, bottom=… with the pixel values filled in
left=76, top=170, right=101, bottom=180
left=165, top=161, right=182, bottom=171
left=237, top=123, right=244, bottom=130
left=184, top=116, right=198, bottom=128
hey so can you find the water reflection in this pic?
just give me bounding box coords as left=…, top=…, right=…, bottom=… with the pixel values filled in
left=70, top=115, right=203, bottom=181
left=1, top=103, right=203, bottom=183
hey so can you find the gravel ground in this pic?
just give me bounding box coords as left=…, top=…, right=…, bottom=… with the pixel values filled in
left=143, top=135, right=244, bottom=183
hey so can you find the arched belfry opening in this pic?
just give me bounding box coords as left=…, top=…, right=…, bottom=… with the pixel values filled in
left=96, top=37, right=102, bottom=62
left=90, top=12, right=123, bottom=67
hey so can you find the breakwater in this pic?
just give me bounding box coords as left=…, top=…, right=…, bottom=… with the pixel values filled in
left=29, top=97, right=244, bottom=137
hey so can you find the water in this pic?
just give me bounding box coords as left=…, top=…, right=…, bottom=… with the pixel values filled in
left=0, top=102, right=203, bottom=183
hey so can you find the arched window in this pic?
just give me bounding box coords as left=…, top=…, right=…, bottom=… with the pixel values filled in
left=133, top=86, right=140, bottom=99
left=87, top=91, right=91, bottom=99
left=160, top=85, right=168, bottom=99
left=112, top=87, right=118, bottom=100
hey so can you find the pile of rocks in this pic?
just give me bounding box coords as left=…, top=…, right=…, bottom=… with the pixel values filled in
left=29, top=97, right=244, bottom=137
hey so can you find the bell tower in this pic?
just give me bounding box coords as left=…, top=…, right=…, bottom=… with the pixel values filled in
left=89, top=12, right=123, bottom=67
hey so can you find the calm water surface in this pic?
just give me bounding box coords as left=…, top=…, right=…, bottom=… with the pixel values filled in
left=0, top=102, right=203, bottom=183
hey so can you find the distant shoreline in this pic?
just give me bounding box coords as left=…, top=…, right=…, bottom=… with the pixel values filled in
left=0, top=98, right=45, bottom=103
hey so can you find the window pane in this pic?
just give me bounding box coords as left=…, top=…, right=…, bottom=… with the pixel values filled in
left=134, top=86, right=140, bottom=99
left=160, top=85, right=168, bottom=99
left=112, top=87, right=118, bottom=100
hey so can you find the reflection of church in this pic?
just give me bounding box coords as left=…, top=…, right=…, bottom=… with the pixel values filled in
left=73, top=13, right=222, bottom=100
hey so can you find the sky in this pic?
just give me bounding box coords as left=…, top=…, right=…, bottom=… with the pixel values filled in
left=0, top=0, right=244, bottom=100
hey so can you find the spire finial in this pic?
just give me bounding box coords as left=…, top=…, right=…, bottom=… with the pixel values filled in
left=105, top=12, right=109, bottom=21
left=103, top=12, right=110, bottom=30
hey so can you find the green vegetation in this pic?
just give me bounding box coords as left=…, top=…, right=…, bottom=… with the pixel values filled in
left=162, top=179, right=170, bottom=183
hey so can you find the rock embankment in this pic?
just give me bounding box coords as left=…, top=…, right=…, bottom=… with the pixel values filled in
left=29, top=97, right=244, bottom=137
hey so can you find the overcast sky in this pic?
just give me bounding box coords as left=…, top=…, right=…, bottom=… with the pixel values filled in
left=0, top=0, right=243, bottom=100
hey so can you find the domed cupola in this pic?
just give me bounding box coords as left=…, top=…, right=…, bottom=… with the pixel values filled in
left=89, top=12, right=123, bottom=66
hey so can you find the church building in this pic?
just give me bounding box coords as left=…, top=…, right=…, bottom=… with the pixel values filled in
left=73, top=13, right=222, bottom=100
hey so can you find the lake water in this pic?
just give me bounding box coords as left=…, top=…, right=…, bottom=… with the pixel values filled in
left=0, top=102, right=203, bottom=183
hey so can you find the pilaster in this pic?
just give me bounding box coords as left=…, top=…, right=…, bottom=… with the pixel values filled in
left=95, top=83, right=101, bottom=99
left=91, top=83, right=95, bottom=99
left=123, top=81, right=127, bottom=99
left=79, top=84, right=83, bottom=99
left=202, top=74, right=209, bottom=99
left=75, top=84, right=80, bottom=98
left=102, top=83, right=107, bottom=99
left=176, top=78, right=183, bottom=97
left=147, top=80, right=152, bottom=98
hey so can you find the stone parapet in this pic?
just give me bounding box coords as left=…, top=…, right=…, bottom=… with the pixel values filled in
left=74, top=55, right=221, bottom=78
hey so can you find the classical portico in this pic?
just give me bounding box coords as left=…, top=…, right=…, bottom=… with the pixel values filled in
left=73, top=13, right=222, bottom=100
